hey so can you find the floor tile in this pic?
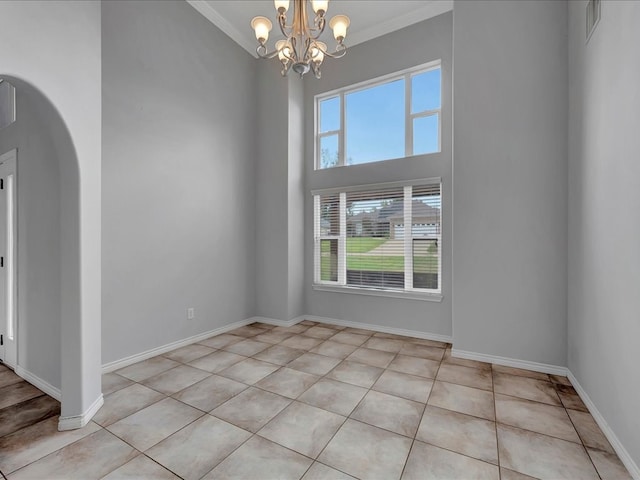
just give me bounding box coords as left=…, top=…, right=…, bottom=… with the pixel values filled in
left=302, top=462, right=356, bottom=480
left=556, top=385, right=589, bottom=412
left=500, top=467, right=538, bottom=480
left=498, top=424, right=599, bottom=479
left=0, top=381, right=44, bottom=409
left=299, top=320, right=318, bottom=326
left=399, top=343, right=445, bottom=361
left=106, top=397, right=203, bottom=451
left=343, top=327, right=374, bottom=336
left=404, top=337, right=450, bottom=349
left=567, top=409, right=615, bottom=453
left=495, top=393, right=580, bottom=443
left=9, top=429, right=137, bottom=480
left=203, top=435, right=312, bottom=480
left=298, top=378, right=368, bottom=416
left=387, top=355, right=440, bottom=378
left=402, top=441, right=499, bottom=480
left=428, top=381, right=495, bottom=420
left=280, top=335, right=324, bottom=350
left=146, top=415, right=251, bottom=480
left=363, top=337, right=405, bottom=353
left=253, top=344, right=306, bottom=366
left=493, top=372, right=561, bottom=406
left=287, top=352, right=342, bottom=376
left=253, top=331, right=295, bottom=345
left=258, top=401, right=345, bottom=458
left=0, top=395, right=60, bottom=437
left=442, top=348, right=492, bottom=371
left=115, top=356, right=180, bottom=382
left=255, top=367, right=319, bottom=399
left=587, top=447, right=633, bottom=480
left=492, top=364, right=550, bottom=381
left=373, top=370, right=433, bottom=403
left=549, top=374, right=572, bottom=386
left=318, top=322, right=346, bottom=330
left=223, top=338, right=271, bottom=356
left=187, top=350, right=246, bottom=373
left=346, top=347, right=395, bottom=368
left=197, top=333, right=244, bottom=349
left=162, top=344, right=215, bottom=363
left=272, top=324, right=311, bottom=334
left=228, top=325, right=268, bottom=337
left=218, top=358, right=280, bottom=385
left=102, top=454, right=180, bottom=479
left=141, top=364, right=211, bottom=395
left=0, top=417, right=101, bottom=474
left=318, top=419, right=412, bottom=480
left=326, top=360, right=384, bottom=388
left=93, top=384, right=164, bottom=427
left=211, top=387, right=291, bottom=432
left=330, top=331, right=370, bottom=346
left=304, top=325, right=338, bottom=339
left=436, top=363, right=493, bottom=391
left=171, top=374, right=247, bottom=412
left=101, top=373, right=134, bottom=396
left=351, top=390, right=423, bottom=437
left=416, top=405, right=498, bottom=464
left=310, top=340, right=359, bottom=359
left=0, top=367, right=23, bottom=388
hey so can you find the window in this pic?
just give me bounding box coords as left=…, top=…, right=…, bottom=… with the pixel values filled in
left=316, top=62, right=441, bottom=169
left=314, top=180, right=441, bottom=298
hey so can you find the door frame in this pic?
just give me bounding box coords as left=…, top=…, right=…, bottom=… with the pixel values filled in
left=0, top=148, right=17, bottom=368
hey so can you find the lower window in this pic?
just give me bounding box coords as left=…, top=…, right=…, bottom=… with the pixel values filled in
left=313, top=180, right=441, bottom=295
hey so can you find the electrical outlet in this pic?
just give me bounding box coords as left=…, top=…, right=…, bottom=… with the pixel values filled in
left=187, top=307, right=195, bottom=320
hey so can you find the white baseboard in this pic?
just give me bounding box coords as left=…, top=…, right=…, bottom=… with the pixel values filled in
left=15, top=365, right=62, bottom=401
left=305, top=315, right=453, bottom=344
left=451, top=349, right=569, bottom=376
left=58, top=394, right=104, bottom=431
left=568, top=371, right=640, bottom=480
left=101, top=317, right=255, bottom=374
left=248, top=315, right=305, bottom=327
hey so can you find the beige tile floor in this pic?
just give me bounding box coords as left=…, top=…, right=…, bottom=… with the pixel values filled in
left=0, top=320, right=634, bottom=480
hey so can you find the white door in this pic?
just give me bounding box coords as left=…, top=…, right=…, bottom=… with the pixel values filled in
left=0, top=149, right=17, bottom=367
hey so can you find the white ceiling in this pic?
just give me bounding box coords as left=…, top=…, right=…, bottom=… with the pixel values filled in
left=187, top=0, right=453, bottom=57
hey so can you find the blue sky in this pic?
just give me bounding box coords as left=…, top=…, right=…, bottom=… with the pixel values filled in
left=320, top=68, right=441, bottom=166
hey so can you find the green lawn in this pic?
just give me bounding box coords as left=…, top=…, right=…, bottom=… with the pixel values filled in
left=320, top=253, right=438, bottom=279
left=320, top=237, right=387, bottom=254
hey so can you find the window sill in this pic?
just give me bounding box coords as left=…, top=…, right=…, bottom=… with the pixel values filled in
left=313, top=284, right=443, bottom=302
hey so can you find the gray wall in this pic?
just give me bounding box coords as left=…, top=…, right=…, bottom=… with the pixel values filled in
left=0, top=87, right=62, bottom=389
left=452, top=0, right=568, bottom=366
left=101, top=0, right=257, bottom=363
left=304, top=13, right=453, bottom=335
left=254, top=64, right=306, bottom=322
left=568, top=0, right=640, bottom=467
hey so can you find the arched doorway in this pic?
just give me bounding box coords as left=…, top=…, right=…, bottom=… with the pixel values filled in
left=0, top=75, right=101, bottom=429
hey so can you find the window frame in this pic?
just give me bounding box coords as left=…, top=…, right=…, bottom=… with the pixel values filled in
left=312, top=178, right=443, bottom=302
left=315, top=60, right=442, bottom=170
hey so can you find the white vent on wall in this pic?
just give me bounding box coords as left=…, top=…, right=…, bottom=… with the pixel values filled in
left=586, top=0, right=601, bottom=42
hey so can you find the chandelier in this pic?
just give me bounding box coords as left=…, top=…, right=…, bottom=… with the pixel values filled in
left=250, top=0, right=350, bottom=79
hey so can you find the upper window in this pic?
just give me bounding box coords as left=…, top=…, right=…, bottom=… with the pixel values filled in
left=316, top=62, right=441, bottom=169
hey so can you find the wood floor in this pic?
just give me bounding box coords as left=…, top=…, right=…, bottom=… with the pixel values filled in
left=0, top=363, right=60, bottom=440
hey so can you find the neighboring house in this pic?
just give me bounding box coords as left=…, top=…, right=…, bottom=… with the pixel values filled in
left=346, top=199, right=440, bottom=239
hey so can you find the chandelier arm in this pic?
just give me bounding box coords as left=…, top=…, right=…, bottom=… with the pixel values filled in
left=256, top=44, right=282, bottom=60
left=278, top=12, right=295, bottom=39
left=308, top=15, right=326, bottom=40
left=317, top=42, right=347, bottom=59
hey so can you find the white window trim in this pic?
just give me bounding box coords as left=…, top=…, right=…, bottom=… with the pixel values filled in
left=315, top=59, right=442, bottom=170
left=313, top=177, right=442, bottom=299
